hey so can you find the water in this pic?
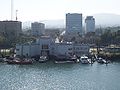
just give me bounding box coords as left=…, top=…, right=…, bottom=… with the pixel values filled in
left=0, top=61, right=120, bottom=90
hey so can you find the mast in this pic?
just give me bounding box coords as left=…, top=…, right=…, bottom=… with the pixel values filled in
left=11, top=0, right=13, bottom=20
left=16, top=10, right=18, bottom=21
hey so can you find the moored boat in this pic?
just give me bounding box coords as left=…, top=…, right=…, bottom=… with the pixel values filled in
left=54, top=55, right=78, bottom=64
left=54, top=60, right=75, bottom=64
left=39, top=56, right=48, bottom=63
left=70, top=55, right=80, bottom=63
left=7, top=58, right=33, bottom=65
left=80, top=55, right=89, bottom=64
left=96, top=57, right=106, bottom=64
left=0, top=58, right=5, bottom=62
left=88, top=58, right=94, bottom=64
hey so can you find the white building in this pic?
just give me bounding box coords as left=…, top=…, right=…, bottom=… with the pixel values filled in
left=36, top=36, right=55, bottom=56
left=66, top=13, right=83, bottom=36
left=16, top=36, right=54, bottom=57
left=54, top=42, right=73, bottom=58
left=85, top=16, right=95, bottom=33
left=16, top=43, right=40, bottom=57
left=31, top=22, right=45, bottom=36
left=16, top=36, right=90, bottom=58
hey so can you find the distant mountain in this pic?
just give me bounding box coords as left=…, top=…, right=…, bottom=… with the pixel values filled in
left=93, top=13, right=120, bottom=27
left=22, top=13, right=120, bottom=30
left=43, top=20, right=65, bottom=28
left=22, top=20, right=65, bottom=30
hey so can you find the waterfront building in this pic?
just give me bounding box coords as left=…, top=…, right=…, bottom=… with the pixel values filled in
left=16, top=36, right=54, bottom=57
left=31, top=22, right=45, bottom=36
left=0, top=20, right=22, bottom=37
left=73, top=44, right=90, bottom=57
left=54, top=42, right=73, bottom=58
left=36, top=36, right=55, bottom=56
left=65, top=13, right=83, bottom=40
left=16, top=43, right=40, bottom=57
left=16, top=36, right=90, bottom=58
left=85, top=16, right=95, bottom=33
left=104, top=45, right=120, bottom=53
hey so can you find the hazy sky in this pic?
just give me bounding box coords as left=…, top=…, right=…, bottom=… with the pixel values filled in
left=0, top=0, right=119, bottom=21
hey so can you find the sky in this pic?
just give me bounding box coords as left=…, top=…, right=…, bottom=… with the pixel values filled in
left=0, top=0, right=120, bottom=21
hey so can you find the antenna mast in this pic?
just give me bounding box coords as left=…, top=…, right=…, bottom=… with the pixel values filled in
left=16, top=10, right=18, bottom=21
left=11, top=0, right=13, bottom=20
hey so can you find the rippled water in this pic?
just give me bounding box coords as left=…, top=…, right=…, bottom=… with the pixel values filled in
left=0, top=61, right=120, bottom=90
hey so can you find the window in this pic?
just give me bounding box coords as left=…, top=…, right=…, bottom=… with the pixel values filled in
left=68, top=48, right=72, bottom=50
left=16, top=49, right=19, bottom=51
left=42, top=45, right=49, bottom=49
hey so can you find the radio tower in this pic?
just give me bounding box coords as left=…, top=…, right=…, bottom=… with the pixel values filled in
left=11, top=0, right=13, bottom=20
left=16, top=10, right=18, bottom=21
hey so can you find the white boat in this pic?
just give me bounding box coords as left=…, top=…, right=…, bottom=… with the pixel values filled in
left=39, top=56, right=48, bottom=63
left=80, top=55, right=89, bottom=64
left=96, top=57, right=106, bottom=64
left=88, top=58, right=93, bottom=64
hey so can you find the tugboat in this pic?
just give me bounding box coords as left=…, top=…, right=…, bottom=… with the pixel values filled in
left=7, top=58, right=33, bottom=65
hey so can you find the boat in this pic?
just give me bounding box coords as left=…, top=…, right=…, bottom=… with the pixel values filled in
left=54, top=60, right=75, bottom=64
left=38, top=56, right=48, bottom=63
left=80, top=55, right=89, bottom=64
left=6, top=58, right=33, bottom=65
left=101, top=59, right=110, bottom=64
left=88, top=58, right=94, bottom=64
left=96, top=57, right=106, bottom=64
left=54, top=55, right=78, bottom=64
left=0, top=58, right=4, bottom=62
left=70, top=55, right=80, bottom=63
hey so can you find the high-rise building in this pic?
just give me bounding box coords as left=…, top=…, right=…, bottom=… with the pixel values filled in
left=85, top=16, right=95, bottom=33
left=0, top=21, right=22, bottom=37
left=31, top=22, right=45, bottom=36
left=66, top=13, right=82, bottom=35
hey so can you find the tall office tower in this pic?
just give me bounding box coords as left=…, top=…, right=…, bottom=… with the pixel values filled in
left=66, top=13, right=82, bottom=35
left=0, top=21, right=22, bottom=37
left=31, top=22, right=45, bottom=36
left=85, top=16, right=95, bottom=33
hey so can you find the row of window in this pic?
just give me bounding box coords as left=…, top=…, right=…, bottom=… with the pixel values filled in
left=16, top=46, right=88, bottom=51
left=75, top=52, right=88, bottom=54
left=42, top=45, right=49, bottom=49
left=74, top=47, right=88, bottom=50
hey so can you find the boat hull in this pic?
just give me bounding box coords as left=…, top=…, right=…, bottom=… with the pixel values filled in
left=54, top=60, right=75, bottom=64
left=7, top=60, right=33, bottom=65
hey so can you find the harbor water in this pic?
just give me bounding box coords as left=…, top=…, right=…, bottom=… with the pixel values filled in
left=0, top=61, right=120, bottom=90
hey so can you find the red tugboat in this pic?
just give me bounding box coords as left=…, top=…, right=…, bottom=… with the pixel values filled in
left=7, top=58, right=33, bottom=65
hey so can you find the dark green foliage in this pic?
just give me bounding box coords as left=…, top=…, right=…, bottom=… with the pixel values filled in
left=0, top=31, right=36, bottom=49
left=100, top=30, right=120, bottom=45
